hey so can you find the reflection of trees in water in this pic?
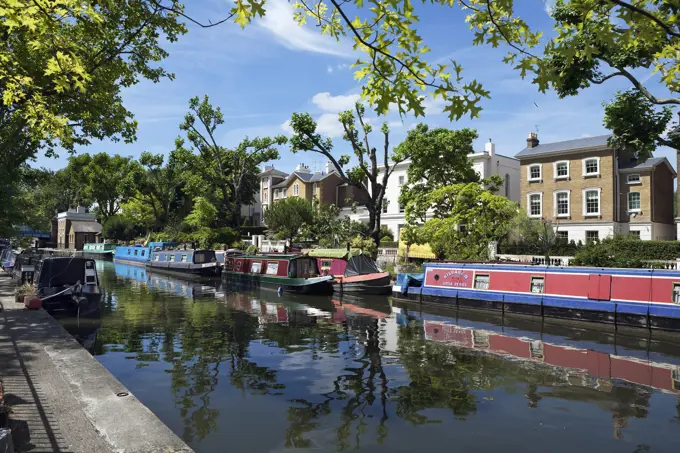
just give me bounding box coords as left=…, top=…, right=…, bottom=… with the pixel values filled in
left=96, top=272, right=664, bottom=448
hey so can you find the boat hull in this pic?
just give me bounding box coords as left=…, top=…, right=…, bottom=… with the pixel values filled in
left=223, top=271, right=333, bottom=294
left=40, top=290, right=101, bottom=318
left=333, top=272, right=392, bottom=295
left=146, top=263, right=222, bottom=279
left=393, top=263, right=680, bottom=332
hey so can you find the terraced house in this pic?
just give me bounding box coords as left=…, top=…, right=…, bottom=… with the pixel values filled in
left=517, top=133, right=676, bottom=242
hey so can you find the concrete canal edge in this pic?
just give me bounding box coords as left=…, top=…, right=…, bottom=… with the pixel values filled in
left=0, top=277, right=193, bottom=453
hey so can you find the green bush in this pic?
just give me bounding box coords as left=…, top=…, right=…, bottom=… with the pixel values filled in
left=572, top=236, right=680, bottom=268
left=379, top=240, right=398, bottom=248
left=245, top=244, right=258, bottom=255
left=103, top=216, right=143, bottom=241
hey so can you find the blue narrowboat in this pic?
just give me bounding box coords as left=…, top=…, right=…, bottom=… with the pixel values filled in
left=148, top=249, right=221, bottom=278
left=113, top=242, right=175, bottom=266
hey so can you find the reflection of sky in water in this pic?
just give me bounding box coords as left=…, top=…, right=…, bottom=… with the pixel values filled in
left=82, top=261, right=680, bottom=453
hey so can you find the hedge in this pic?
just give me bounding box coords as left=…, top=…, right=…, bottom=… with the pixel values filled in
left=573, top=236, right=680, bottom=267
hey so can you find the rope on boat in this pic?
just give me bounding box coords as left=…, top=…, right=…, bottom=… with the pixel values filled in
left=39, top=281, right=82, bottom=301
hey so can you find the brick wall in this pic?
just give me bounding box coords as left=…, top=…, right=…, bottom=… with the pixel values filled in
left=519, top=149, right=616, bottom=222
left=318, top=173, right=343, bottom=205
left=619, top=172, right=652, bottom=224
left=286, top=175, right=311, bottom=202
left=652, top=163, right=675, bottom=224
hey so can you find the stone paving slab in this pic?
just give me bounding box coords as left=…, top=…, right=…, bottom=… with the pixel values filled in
left=0, top=275, right=193, bottom=453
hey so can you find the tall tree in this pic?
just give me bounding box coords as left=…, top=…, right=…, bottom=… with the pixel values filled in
left=133, top=151, right=185, bottom=229
left=396, top=125, right=480, bottom=223
left=289, top=103, right=408, bottom=246
left=67, top=153, right=140, bottom=222
left=174, top=95, right=286, bottom=228
left=263, top=197, right=314, bottom=245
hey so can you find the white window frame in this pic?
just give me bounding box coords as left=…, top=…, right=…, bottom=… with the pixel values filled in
left=282, top=188, right=287, bottom=198
left=274, top=189, right=279, bottom=200
left=628, top=191, right=641, bottom=213
left=398, top=175, right=405, bottom=186
left=582, top=157, right=600, bottom=177
left=553, top=161, right=569, bottom=180
left=293, top=184, right=299, bottom=196
left=527, top=192, right=543, bottom=218
left=553, top=190, right=570, bottom=218
left=582, top=187, right=601, bottom=217
left=627, top=173, right=641, bottom=184
left=527, top=164, right=542, bottom=182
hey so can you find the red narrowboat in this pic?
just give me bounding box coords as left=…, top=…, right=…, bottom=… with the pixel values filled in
left=394, top=262, right=680, bottom=331
left=307, top=249, right=392, bottom=295
left=223, top=254, right=333, bottom=294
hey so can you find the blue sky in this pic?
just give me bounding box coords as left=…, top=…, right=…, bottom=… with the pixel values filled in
left=36, top=0, right=676, bottom=173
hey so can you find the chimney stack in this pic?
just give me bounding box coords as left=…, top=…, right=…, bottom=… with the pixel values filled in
left=485, top=139, right=495, bottom=156
left=325, top=161, right=334, bottom=174
left=526, top=132, right=539, bottom=149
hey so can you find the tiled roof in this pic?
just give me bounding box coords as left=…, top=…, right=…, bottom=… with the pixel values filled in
left=70, top=221, right=102, bottom=233
left=271, top=170, right=338, bottom=188
left=619, top=157, right=676, bottom=175
left=515, top=134, right=613, bottom=159
left=259, top=168, right=288, bottom=177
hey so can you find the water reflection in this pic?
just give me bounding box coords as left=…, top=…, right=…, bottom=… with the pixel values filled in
left=79, top=262, right=680, bottom=452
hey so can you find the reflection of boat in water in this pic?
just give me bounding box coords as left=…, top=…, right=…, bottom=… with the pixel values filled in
left=422, top=318, right=680, bottom=395
left=59, top=316, right=101, bottom=353
left=114, top=262, right=217, bottom=299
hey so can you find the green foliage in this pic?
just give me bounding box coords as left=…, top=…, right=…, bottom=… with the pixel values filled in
left=185, top=197, right=219, bottom=229
left=396, top=126, right=480, bottom=222
left=132, top=151, right=185, bottom=229
left=379, top=225, right=394, bottom=243
left=245, top=244, right=258, bottom=255
left=349, top=235, right=377, bottom=259
left=103, top=215, right=142, bottom=242
left=289, top=104, right=409, bottom=245
left=415, top=182, right=518, bottom=260
left=263, top=198, right=314, bottom=243
left=188, top=227, right=239, bottom=250
left=573, top=236, right=680, bottom=267
left=0, top=0, right=186, bottom=171
left=511, top=211, right=561, bottom=259
left=175, top=95, right=286, bottom=228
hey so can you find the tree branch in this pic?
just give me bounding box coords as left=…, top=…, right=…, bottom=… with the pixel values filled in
left=602, top=60, right=680, bottom=105
left=588, top=71, right=625, bottom=84
left=608, top=0, right=680, bottom=38
left=150, top=0, right=236, bottom=29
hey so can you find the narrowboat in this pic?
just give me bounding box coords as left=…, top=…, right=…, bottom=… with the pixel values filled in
left=147, top=249, right=221, bottom=278
left=223, top=254, right=333, bottom=294
left=113, top=242, right=175, bottom=266
left=10, top=250, right=44, bottom=287
left=308, top=249, right=392, bottom=295
left=83, top=242, right=117, bottom=257
left=1, top=247, right=16, bottom=274
left=393, top=262, right=680, bottom=331
left=34, top=257, right=101, bottom=317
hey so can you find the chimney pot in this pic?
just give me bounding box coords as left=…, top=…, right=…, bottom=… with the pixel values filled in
left=526, top=132, right=539, bottom=149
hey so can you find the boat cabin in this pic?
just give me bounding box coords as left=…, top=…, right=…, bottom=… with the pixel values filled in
left=149, top=249, right=218, bottom=268
left=227, top=254, right=321, bottom=278
left=307, top=249, right=382, bottom=277
left=83, top=243, right=117, bottom=254
left=34, top=257, right=99, bottom=296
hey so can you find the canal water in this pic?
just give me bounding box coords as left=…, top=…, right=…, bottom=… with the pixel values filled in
left=62, top=261, right=680, bottom=452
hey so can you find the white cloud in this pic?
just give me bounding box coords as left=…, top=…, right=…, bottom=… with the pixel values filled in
left=312, top=92, right=361, bottom=113
left=543, top=0, right=556, bottom=15
left=336, top=63, right=349, bottom=71
left=280, top=119, right=293, bottom=135
left=316, top=113, right=345, bottom=138
left=258, top=0, right=352, bottom=57
left=388, top=120, right=404, bottom=129
left=327, top=65, right=334, bottom=74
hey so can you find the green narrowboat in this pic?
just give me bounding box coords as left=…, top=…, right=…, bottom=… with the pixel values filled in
left=223, top=254, right=333, bottom=294
left=83, top=243, right=117, bottom=257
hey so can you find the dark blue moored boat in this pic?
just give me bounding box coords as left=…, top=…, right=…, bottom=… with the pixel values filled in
left=148, top=249, right=221, bottom=278
left=34, top=257, right=101, bottom=317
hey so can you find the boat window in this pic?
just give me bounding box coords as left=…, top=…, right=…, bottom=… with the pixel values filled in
left=266, top=262, right=279, bottom=275
left=473, top=274, right=490, bottom=290
left=154, top=254, right=159, bottom=261
left=531, top=277, right=545, bottom=293
left=251, top=261, right=262, bottom=273
left=673, top=284, right=680, bottom=305
left=141, top=250, right=145, bottom=257
left=134, top=249, right=138, bottom=256
left=195, top=253, right=205, bottom=264
left=320, top=259, right=333, bottom=270
left=181, top=254, right=187, bottom=263
left=166, top=254, right=171, bottom=261
left=170, top=254, right=176, bottom=262
left=127, top=249, right=131, bottom=255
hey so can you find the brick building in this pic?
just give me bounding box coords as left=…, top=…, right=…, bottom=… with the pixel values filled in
left=52, top=207, right=102, bottom=250
left=517, top=133, right=676, bottom=242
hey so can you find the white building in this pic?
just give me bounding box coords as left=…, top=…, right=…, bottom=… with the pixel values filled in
left=344, top=140, right=520, bottom=241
